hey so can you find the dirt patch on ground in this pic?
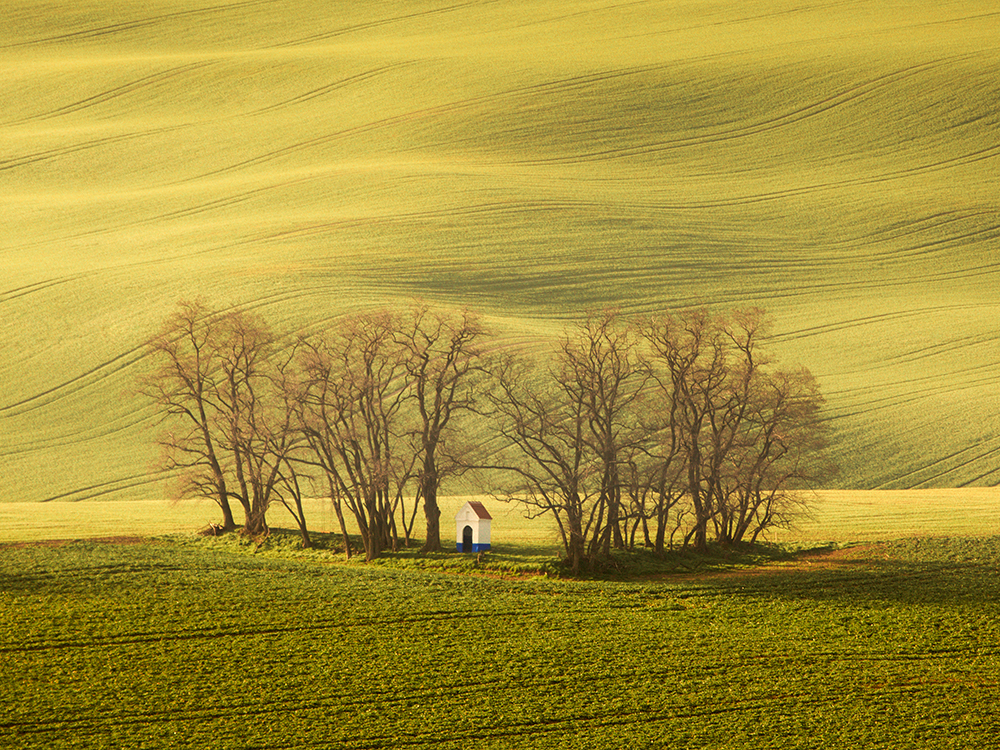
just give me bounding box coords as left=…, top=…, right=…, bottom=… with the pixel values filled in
left=671, top=544, right=883, bottom=583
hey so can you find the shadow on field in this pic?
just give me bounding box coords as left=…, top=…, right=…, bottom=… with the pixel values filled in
left=692, top=537, right=1000, bottom=606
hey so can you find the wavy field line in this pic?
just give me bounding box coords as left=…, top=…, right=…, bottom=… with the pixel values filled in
left=626, top=143, right=1000, bottom=211
left=61, top=174, right=330, bottom=243
left=902, top=10, right=1000, bottom=30
left=267, top=1, right=492, bottom=48
left=0, top=126, right=186, bottom=172
left=169, top=61, right=709, bottom=182
left=38, top=471, right=177, bottom=503
left=0, top=407, right=159, bottom=458
left=4, top=63, right=216, bottom=126
left=0, top=274, right=89, bottom=304
left=3, top=636, right=890, bottom=743
left=881, top=439, right=1000, bottom=490
left=0, top=610, right=496, bottom=653
left=876, top=331, right=1000, bottom=368
left=822, top=373, right=999, bottom=426
left=333, top=684, right=928, bottom=750
left=772, top=303, right=999, bottom=344
left=173, top=56, right=957, bottom=185
left=511, top=55, right=982, bottom=165
left=865, top=223, right=1000, bottom=262
left=215, top=197, right=614, bottom=247
left=508, top=0, right=659, bottom=30
left=837, top=210, right=998, bottom=257
left=0, top=668, right=602, bottom=742
left=893, top=445, right=1000, bottom=490
left=4, top=171, right=346, bottom=252
left=0, top=0, right=270, bottom=49
left=246, top=61, right=416, bottom=117
left=957, top=463, right=1000, bottom=487
left=827, top=355, right=1000, bottom=398
left=0, top=342, right=152, bottom=417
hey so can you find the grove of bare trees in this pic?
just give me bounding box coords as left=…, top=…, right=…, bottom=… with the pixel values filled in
left=141, top=300, right=833, bottom=571
left=141, top=301, right=489, bottom=561
left=487, top=308, right=834, bottom=573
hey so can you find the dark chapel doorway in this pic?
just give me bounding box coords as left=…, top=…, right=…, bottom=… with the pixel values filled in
left=462, top=525, right=473, bottom=553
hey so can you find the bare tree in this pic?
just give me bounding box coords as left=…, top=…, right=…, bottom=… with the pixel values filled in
left=487, top=313, right=649, bottom=573
left=143, top=298, right=830, bottom=565
left=141, top=301, right=293, bottom=537
left=296, top=311, right=410, bottom=561
left=642, top=308, right=730, bottom=551
left=141, top=300, right=237, bottom=531
left=715, top=366, right=833, bottom=546
left=641, top=307, right=832, bottom=551
left=266, top=347, right=314, bottom=548
left=488, top=352, right=599, bottom=575
left=628, top=409, right=687, bottom=555
left=397, top=304, right=490, bottom=552
left=213, top=308, right=282, bottom=537
left=558, top=312, right=650, bottom=558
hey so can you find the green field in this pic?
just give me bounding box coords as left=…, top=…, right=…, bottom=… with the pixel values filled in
left=2, top=533, right=999, bottom=748
left=2, top=0, right=999, bottom=505
left=3, top=489, right=1000, bottom=747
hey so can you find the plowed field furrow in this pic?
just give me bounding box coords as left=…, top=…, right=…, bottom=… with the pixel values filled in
left=882, top=442, right=1000, bottom=489
left=0, top=275, right=88, bottom=304
left=5, top=63, right=215, bottom=125
left=0, top=344, right=152, bottom=416
left=269, top=2, right=489, bottom=48
left=772, top=304, right=995, bottom=343
left=958, top=465, right=1000, bottom=486
left=513, top=59, right=962, bottom=165
left=910, top=443, right=1000, bottom=489
left=825, top=365, right=998, bottom=405
left=1, top=0, right=269, bottom=48
left=0, top=126, right=184, bottom=172
left=1, top=610, right=502, bottom=653
left=38, top=472, right=175, bottom=503
left=246, top=62, right=416, bottom=116
left=0, top=408, right=159, bottom=458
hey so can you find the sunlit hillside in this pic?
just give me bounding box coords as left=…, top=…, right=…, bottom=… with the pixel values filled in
left=2, top=0, right=998, bottom=503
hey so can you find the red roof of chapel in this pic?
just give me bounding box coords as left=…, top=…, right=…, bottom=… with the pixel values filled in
left=468, top=501, right=492, bottom=519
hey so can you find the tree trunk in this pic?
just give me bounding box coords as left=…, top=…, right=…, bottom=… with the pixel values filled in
left=419, top=469, right=442, bottom=553
left=331, top=495, right=351, bottom=559
left=688, top=446, right=709, bottom=553
left=217, top=488, right=237, bottom=531
left=291, top=494, right=312, bottom=549
left=654, top=510, right=667, bottom=556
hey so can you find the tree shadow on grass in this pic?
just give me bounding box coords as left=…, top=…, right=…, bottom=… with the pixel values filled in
left=689, top=536, right=1000, bottom=607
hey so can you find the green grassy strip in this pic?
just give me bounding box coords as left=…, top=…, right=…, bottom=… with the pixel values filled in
left=1, top=536, right=999, bottom=748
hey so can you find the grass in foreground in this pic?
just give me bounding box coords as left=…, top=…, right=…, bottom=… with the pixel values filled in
left=2, top=535, right=999, bottom=748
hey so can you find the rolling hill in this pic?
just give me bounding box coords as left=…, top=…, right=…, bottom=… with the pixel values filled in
left=2, top=0, right=999, bottom=503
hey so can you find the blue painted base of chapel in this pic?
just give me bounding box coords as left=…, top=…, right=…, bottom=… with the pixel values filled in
left=456, top=543, right=491, bottom=553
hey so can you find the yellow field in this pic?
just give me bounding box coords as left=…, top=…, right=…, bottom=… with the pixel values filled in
left=776, top=487, right=1000, bottom=543
left=0, top=496, right=543, bottom=546
left=4, top=490, right=1000, bottom=549
left=2, top=1, right=999, bottom=505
